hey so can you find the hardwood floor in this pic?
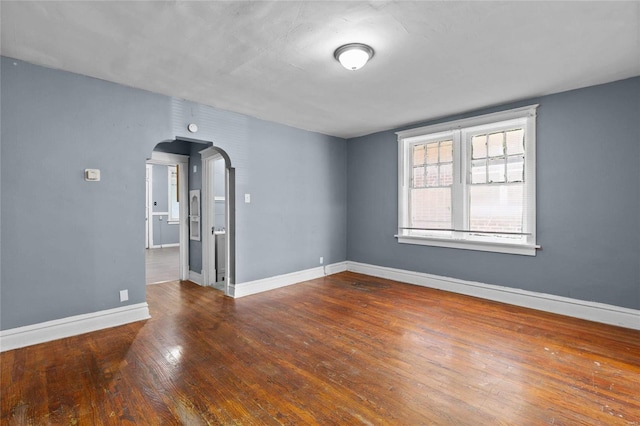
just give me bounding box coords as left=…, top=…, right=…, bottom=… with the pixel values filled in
left=2, top=271, right=639, bottom=425
left=145, top=247, right=179, bottom=284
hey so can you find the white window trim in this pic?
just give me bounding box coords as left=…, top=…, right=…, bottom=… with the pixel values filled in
left=396, top=105, right=539, bottom=256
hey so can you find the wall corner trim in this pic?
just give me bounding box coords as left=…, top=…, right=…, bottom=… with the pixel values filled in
left=346, top=261, right=640, bottom=331
left=233, top=261, right=348, bottom=298
left=0, top=303, right=151, bottom=352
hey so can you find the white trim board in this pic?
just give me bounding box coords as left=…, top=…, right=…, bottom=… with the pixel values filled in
left=233, top=261, right=348, bottom=298
left=0, top=303, right=150, bottom=352
left=188, top=270, right=204, bottom=286
left=149, top=243, right=180, bottom=249
left=346, top=261, right=640, bottom=331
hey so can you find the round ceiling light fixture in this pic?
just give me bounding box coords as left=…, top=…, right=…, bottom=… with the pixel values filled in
left=334, top=43, right=374, bottom=71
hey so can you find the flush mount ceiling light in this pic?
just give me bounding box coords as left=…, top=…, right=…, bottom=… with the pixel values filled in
left=334, top=43, right=374, bottom=71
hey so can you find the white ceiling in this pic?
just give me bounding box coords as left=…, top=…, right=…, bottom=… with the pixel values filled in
left=1, top=1, right=639, bottom=139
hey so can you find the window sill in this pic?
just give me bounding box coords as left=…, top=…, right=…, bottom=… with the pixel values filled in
left=396, top=235, right=538, bottom=256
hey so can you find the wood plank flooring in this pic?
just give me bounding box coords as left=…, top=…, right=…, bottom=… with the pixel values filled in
left=145, top=247, right=179, bottom=284
left=2, top=271, right=639, bottom=425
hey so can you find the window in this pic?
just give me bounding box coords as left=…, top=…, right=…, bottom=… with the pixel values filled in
left=168, top=165, right=180, bottom=223
left=397, top=105, right=538, bottom=255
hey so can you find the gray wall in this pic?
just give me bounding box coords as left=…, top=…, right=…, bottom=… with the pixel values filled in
left=1, top=57, right=347, bottom=330
left=3, top=54, right=635, bottom=334
left=188, top=143, right=204, bottom=273
left=153, top=140, right=191, bottom=156
left=347, top=77, right=640, bottom=310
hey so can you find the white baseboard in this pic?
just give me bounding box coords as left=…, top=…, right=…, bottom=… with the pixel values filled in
left=325, top=261, right=348, bottom=275
left=234, top=261, right=347, bottom=298
left=188, top=270, right=203, bottom=286
left=347, top=261, right=640, bottom=331
left=0, top=303, right=151, bottom=352
left=149, top=243, right=179, bottom=249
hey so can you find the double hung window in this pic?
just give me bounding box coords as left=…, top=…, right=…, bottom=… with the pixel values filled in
left=397, top=105, right=538, bottom=255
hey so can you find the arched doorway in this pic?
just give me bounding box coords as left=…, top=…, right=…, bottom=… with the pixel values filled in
left=198, top=144, right=235, bottom=296
left=149, top=137, right=235, bottom=296
left=145, top=138, right=235, bottom=297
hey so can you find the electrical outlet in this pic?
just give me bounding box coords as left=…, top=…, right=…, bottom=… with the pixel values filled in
left=120, top=289, right=129, bottom=302
left=319, top=257, right=324, bottom=264
left=84, top=169, right=101, bottom=181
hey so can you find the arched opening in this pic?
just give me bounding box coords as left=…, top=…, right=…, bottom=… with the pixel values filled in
left=146, top=138, right=235, bottom=296
left=198, top=145, right=235, bottom=296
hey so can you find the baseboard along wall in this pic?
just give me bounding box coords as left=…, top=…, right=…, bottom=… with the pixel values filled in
left=346, top=261, right=640, bottom=331
left=188, top=270, right=204, bottom=286
left=3, top=260, right=637, bottom=352
left=231, top=262, right=347, bottom=298
left=0, top=303, right=150, bottom=352
left=233, top=260, right=639, bottom=330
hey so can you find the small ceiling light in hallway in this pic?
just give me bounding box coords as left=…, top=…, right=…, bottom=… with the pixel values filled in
left=334, top=43, right=374, bottom=71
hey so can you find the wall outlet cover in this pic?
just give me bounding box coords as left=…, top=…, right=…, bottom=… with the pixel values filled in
left=84, top=168, right=100, bottom=181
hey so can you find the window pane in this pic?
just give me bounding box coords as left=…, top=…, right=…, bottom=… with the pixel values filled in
left=472, top=135, right=487, bottom=159
left=426, top=143, right=439, bottom=164
left=411, top=187, right=451, bottom=229
left=507, top=156, right=524, bottom=182
left=440, top=163, right=453, bottom=186
left=471, top=159, right=487, bottom=184
left=506, top=129, right=524, bottom=155
left=488, top=157, right=505, bottom=183
left=469, top=184, right=524, bottom=234
left=400, top=105, right=536, bottom=249
left=413, top=144, right=425, bottom=165
left=440, top=140, right=453, bottom=163
left=487, top=132, right=504, bottom=157
left=412, top=166, right=425, bottom=187
left=426, top=165, right=438, bottom=187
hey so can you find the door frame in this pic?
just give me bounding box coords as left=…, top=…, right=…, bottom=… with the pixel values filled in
left=201, top=149, right=221, bottom=287
left=145, top=164, right=152, bottom=249
left=200, top=146, right=231, bottom=296
left=147, top=151, right=190, bottom=281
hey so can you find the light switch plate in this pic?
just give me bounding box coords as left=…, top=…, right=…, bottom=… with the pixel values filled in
left=245, top=193, right=251, bottom=203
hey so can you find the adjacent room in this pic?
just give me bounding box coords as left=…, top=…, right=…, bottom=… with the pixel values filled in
left=1, top=1, right=639, bottom=424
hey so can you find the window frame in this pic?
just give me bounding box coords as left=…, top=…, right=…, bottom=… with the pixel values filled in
left=396, top=105, right=539, bottom=256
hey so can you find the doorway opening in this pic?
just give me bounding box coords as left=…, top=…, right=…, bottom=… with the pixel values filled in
left=145, top=138, right=235, bottom=296
left=146, top=151, right=189, bottom=284
left=198, top=145, right=235, bottom=296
